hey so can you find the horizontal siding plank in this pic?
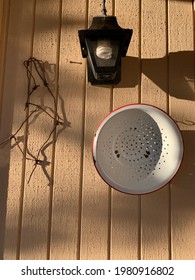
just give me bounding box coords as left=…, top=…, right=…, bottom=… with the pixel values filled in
left=0, top=0, right=10, bottom=120
left=141, top=0, right=170, bottom=260
left=168, top=0, right=195, bottom=260
left=0, top=0, right=10, bottom=259
left=50, top=0, right=86, bottom=260
left=80, top=1, right=113, bottom=260
left=111, top=0, right=141, bottom=260
left=1, top=0, right=35, bottom=259
left=80, top=88, right=111, bottom=260
left=19, top=0, right=61, bottom=259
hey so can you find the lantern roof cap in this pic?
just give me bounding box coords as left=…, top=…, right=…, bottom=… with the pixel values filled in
left=89, top=16, right=121, bottom=30
left=79, top=16, right=133, bottom=58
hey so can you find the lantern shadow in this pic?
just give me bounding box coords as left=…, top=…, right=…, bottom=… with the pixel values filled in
left=117, top=51, right=194, bottom=101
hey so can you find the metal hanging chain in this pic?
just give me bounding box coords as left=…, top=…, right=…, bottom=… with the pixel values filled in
left=102, top=0, right=107, bottom=16
left=0, top=57, right=64, bottom=183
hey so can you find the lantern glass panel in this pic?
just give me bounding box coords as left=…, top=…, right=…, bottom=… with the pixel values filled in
left=87, top=38, right=120, bottom=67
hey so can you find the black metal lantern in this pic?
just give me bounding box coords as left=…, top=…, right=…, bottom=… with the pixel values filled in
left=78, top=16, right=133, bottom=85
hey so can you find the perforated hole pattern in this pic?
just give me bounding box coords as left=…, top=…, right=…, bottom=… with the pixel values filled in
left=96, top=109, right=171, bottom=183
left=93, top=106, right=183, bottom=194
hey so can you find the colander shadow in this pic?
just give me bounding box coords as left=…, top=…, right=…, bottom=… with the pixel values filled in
left=172, top=130, right=195, bottom=189
left=117, top=51, right=194, bottom=101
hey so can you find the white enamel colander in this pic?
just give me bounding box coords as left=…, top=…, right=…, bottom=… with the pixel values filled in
left=93, top=104, right=184, bottom=194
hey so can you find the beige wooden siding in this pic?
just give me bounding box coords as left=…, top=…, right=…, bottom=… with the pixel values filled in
left=0, top=0, right=194, bottom=260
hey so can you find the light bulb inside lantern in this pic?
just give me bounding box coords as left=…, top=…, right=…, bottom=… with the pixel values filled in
left=96, top=39, right=112, bottom=59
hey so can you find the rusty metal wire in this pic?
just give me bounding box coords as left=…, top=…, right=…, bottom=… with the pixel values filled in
left=102, top=0, right=107, bottom=16
left=0, top=57, right=65, bottom=183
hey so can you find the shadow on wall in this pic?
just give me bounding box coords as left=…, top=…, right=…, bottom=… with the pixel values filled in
left=0, top=51, right=194, bottom=259
left=118, top=51, right=194, bottom=101
left=0, top=148, right=10, bottom=260
left=0, top=60, right=70, bottom=259
left=1, top=131, right=195, bottom=258
left=175, top=131, right=195, bottom=187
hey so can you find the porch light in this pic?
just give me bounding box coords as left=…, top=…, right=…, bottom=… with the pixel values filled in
left=78, top=2, right=133, bottom=85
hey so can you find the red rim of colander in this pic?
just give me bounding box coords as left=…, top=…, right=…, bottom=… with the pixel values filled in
left=92, top=103, right=184, bottom=195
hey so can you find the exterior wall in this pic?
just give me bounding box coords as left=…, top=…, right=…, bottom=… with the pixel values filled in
left=0, top=0, right=194, bottom=260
